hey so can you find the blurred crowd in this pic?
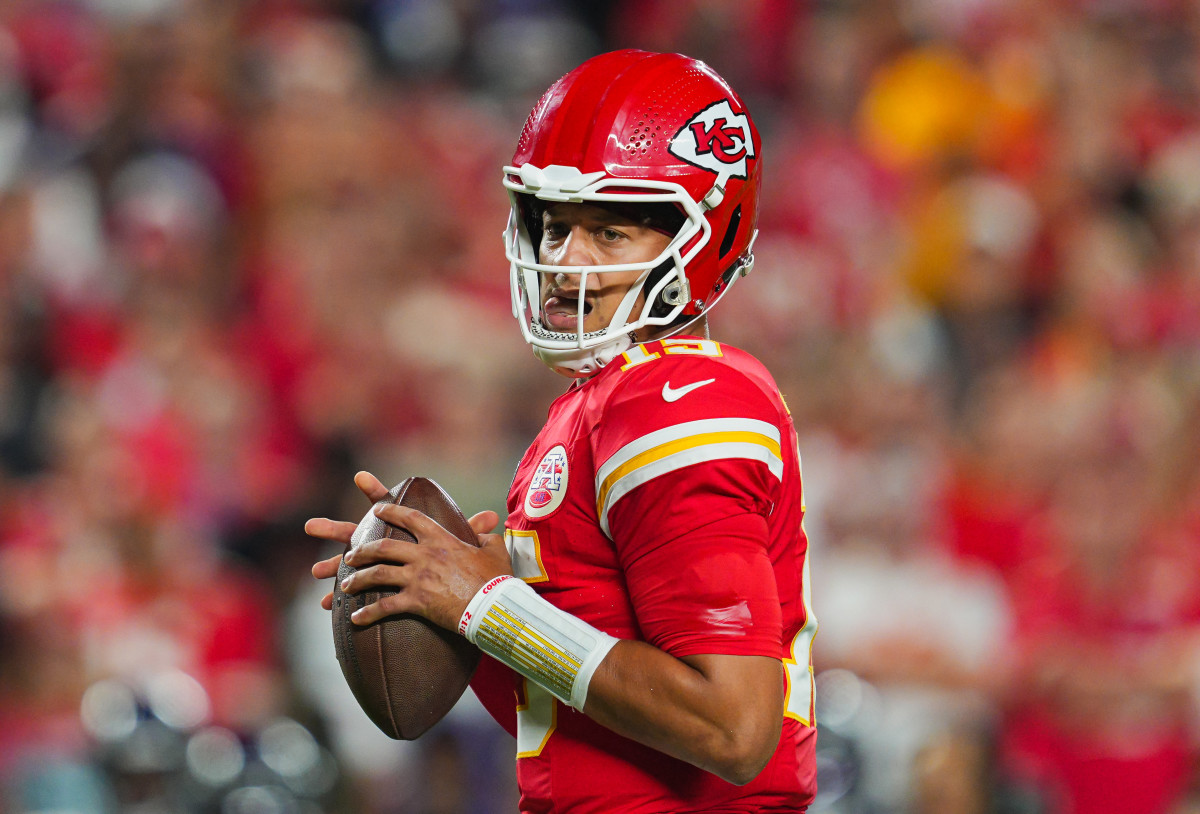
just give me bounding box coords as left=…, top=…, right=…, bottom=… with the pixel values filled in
left=0, top=1, right=1198, bottom=813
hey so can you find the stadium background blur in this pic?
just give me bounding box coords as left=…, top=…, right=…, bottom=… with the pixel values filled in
left=1, top=1, right=1199, bottom=812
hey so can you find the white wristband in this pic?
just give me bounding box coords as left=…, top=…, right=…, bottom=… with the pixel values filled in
left=459, top=575, right=618, bottom=711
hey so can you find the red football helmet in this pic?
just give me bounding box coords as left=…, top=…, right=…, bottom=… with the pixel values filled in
left=504, top=49, right=762, bottom=375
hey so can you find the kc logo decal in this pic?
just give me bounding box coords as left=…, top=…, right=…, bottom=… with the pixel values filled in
left=669, top=100, right=755, bottom=182
left=524, top=444, right=569, bottom=519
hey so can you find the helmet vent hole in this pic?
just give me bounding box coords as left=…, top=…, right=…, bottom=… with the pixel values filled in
left=719, top=205, right=742, bottom=258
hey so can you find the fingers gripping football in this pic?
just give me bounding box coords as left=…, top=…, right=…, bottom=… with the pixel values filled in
left=305, top=471, right=395, bottom=609
left=341, top=504, right=512, bottom=631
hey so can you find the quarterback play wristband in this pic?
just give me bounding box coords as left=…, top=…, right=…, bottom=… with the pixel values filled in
left=459, top=575, right=618, bottom=711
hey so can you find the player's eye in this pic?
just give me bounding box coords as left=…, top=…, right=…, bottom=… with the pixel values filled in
left=599, top=228, right=624, bottom=242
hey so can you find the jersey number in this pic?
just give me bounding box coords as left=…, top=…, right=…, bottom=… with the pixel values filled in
left=784, top=454, right=818, bottom=725
left=516, top=678, right=556, bottom=757
left=620, top=338, right=723, bottom=370
left=784, top=548, right=817, bottom=725
left=506, top=529, right=556, bottom=756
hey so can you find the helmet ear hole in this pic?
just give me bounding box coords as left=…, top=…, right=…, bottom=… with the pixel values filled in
left=522, top=196, right=546, bottom=261
left=719, top=205, right=742, bottom=260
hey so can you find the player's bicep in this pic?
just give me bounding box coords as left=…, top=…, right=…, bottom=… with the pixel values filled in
left=617, top=511, right=783, bottom=658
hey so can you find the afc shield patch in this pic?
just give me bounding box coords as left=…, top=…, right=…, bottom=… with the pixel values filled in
left=524, top=444, right=569, bottom=519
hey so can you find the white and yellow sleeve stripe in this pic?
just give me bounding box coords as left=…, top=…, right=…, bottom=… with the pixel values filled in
left=595, top=418, right=784, bottom=537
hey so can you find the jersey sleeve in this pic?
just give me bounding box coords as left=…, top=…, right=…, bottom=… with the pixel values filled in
left=593, top=352, right=786, bottom=658
left=619, top=511, right=782, bottom=657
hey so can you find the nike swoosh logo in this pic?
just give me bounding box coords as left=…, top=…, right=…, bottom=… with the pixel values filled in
left=662, top=378, right=716, bottom=402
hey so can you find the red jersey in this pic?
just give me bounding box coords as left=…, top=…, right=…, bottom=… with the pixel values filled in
left=470, top=336, right=817, bottom=813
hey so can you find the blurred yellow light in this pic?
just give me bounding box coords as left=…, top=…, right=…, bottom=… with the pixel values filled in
left=858, top=46, right=992, bottom=171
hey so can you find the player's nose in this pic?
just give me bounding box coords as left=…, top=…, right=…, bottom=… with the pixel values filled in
left=557, top=227, right=599, bottom=267
left=552, top=269, right=591, bottom=292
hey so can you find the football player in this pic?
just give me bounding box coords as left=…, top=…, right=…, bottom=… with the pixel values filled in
left=309, top=49, right=818, bottom=812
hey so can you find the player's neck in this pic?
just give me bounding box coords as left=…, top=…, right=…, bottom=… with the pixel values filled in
left=640, top=314, right=710, bottom=344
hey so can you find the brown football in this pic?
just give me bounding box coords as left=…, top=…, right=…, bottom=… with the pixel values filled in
left=332, top=476, right=482, bottom=740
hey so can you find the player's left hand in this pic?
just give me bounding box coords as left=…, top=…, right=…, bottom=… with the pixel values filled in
left=336, top=504, right=513, bottom=632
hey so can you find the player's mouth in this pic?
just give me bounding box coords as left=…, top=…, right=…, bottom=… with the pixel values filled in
left=542, top=290, right=593, bottom=332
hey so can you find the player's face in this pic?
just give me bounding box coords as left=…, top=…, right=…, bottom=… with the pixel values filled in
left=538, top=203, right=672, bottom=338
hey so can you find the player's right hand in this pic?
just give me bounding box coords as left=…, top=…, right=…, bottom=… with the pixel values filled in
left=305, top=471, right=498, bottom=611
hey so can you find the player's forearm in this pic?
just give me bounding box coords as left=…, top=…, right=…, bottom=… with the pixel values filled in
left=458, top=575, right=783, bottom=785
left=583, top=641, right=784, bottom=786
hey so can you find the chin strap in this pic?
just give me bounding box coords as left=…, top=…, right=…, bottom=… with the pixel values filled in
left=532, top=331, right=634, bottom=377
